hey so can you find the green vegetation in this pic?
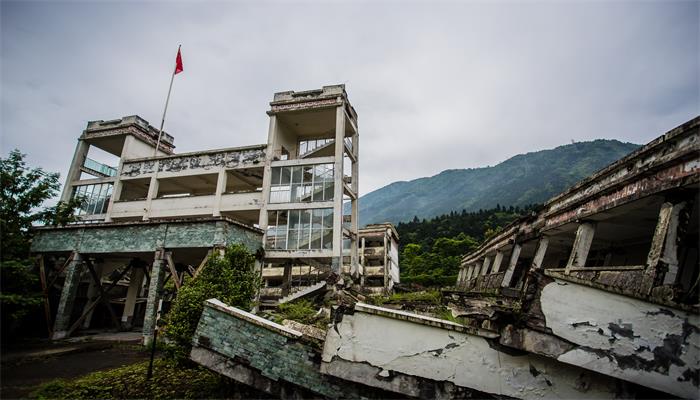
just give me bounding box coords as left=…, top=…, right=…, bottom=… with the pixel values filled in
left=277, top=299, right=319, bottom=325
left=163, top=244, right=260, bottom=357
left=396, top=206, right=534, bottom=286
left=369, top=290, right=442, bottom=305
left=359, top=139, right=639, bottom=225
left=1, top=149, right=81, bottom=340
left=31, top=359, right=243, bottom=399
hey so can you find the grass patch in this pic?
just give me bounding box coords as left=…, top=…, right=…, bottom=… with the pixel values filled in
left=369, top=290, right=442, bottom=306
left=31, top=358, right=247, bottom=399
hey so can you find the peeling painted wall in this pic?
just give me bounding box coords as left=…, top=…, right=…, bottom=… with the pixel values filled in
left=322, top=305, right=620, bottom=399
left=31, top=219, right=262, bottom=254
left=121, top=147, right=266, bottom=178
left=541, top=279, right=699, bottom=398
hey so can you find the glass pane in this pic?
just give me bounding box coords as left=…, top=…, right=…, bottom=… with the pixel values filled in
left=323, top=182, right=334, bottom=201
left=271, top=167, right=281, bottom=185
left=289, top=210, right=301, bottom=229
left=310, top=229, right=322, bottom=249
left=312, top=209, right=323, bottom=229
left=299, top=142, right=307, bottom=156
left=297, top=227, right=310, bottom=250
left=300, top=209, right=312, bottom=229
left=312, top=183, right=324, bottom=202
left=322, top=208, right=333, bottom=228
left=288, top=229, right=299, bottom=250
left=303, top=166, right=313, bottom=184
left=291, top=183, right=302, bottom=202
left=277, top=210, right=288, bottom=231
left=291, top=166, right=302, bottom=183
left=281, top=167, right=291, bottom=185
left=322, top=229, right=333, bottom=249
left=267, top=211, right=278, bottom=226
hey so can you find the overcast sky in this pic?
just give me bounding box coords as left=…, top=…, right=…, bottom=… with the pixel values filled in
left=1, top=1, right=698, bottom=197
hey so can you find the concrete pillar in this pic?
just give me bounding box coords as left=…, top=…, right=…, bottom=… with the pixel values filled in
left=532, top=237, right=550, bottom=270
left=491, top=250, right=504, bottom=273
left=258, top=115, right=277, bottom=246
left=481, top=256, right=492, bottom=276
left=81, top=262, right=104, bottom=329
left=60, top=140, right=90, bottom=203
left=213, top=167, right=227, bottom=217
left=143, top=249, right=165, bottom=345
left=501, top=244, right=522, bottom=288
left=641, top=201, right=689, bottom=294
left=52, top=252, right=83, bottom=339
left=104, top=178, right=122, bottom=223
left=142, top=175, right=160, bottom=221
left=466, top=264, right=475, bottom=280
left=331, top=105, right=346, bottom=274
left=565, top=222, right=596, bottom=274
left=282, top=263, right=293, bottom=295
left=121, top=266, right=145, bottom=329
left=350, top=132, right=360, bottom=278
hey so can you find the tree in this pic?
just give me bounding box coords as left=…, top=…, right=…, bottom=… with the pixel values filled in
left=0, top=149, right=81, bottom=339
left=1, top=149, right=81, bottom=261
left=164, top=244, right=261, bottom=358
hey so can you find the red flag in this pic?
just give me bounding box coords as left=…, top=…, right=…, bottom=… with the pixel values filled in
left=175, top=47, right=183, bottom=75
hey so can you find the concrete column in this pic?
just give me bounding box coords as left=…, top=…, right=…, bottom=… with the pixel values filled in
left=481, top=256, right=492, bottom=276
left=104, top=178, right=122, bottom=223
left=213, top=167, right=227, bottom=217
left=60, top=140, right=90, bottom=203
left=641, top=201, right=689, bottom=294
left=143, top=249, right=165, bottom=345
left=331, top=105, right=346, bottom=274
left=466, top=264, right=475, bottom=280
left=121, top=266, right=145, bottom=329
left=532, top=237, right=550, bottom=270
left=350, top=132, right=359, bottom=277
left=52, top=252, right=83, bottom=339
left=142, top=175, right=160, bottom=221
left=491, top=250, right=504, bottom=273
left=81, top=262, right=104, bottom=329
left=501, top=244, right=522, bottom=287
left=282, top=263, right=293, bottom=296
left=565, top=222, right=596, bottom=274
left=258, top=115, right=278, bottom=242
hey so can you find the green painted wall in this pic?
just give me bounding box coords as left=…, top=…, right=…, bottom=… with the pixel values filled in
left=193, top=303, right=354, bottom=399
left=31, top=220, right=262, bottom=254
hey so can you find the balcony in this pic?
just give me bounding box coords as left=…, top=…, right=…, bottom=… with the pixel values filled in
left=83, top=158, right=117, bottom=177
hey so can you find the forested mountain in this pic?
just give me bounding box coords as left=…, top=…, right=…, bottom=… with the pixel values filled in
left=396, top=205, right=536, bottom=286
left=360, top=140, right=640, bottom=225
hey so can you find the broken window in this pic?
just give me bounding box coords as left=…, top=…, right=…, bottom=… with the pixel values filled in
left=269, top=164, right=333, bottom=203
left=73, top=183, right=113, bottom=215
left=298, top=138, right=333, bottom=157
left=266, top=208, right=333, bottom=250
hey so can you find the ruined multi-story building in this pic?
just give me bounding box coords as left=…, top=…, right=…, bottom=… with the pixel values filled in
left=30, top=85, right=399, bottom=342
left=190, top=116, right=699, bottom=399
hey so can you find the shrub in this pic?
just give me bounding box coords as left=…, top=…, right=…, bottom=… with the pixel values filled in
left=277, top=299, right=319, bottom=325
left=163, top=244, right=260, bottom=356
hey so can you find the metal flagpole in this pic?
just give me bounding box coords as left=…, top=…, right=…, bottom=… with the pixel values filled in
left=153, top=45, right=180, bottom=157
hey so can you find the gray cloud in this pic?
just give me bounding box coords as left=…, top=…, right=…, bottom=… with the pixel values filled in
left=2, top=1, right=697, bottom=197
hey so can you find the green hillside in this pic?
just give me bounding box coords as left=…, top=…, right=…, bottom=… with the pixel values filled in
left=359, top=139, right=640, bottom=225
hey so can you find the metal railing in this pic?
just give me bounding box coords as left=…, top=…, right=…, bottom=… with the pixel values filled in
left=83, top=158, right=117, bottom=177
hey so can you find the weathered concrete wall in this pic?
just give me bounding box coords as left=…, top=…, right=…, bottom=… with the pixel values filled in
left=121, top=146, right=266, bottom=178
left=540, top=279, right=699, bottom=398
left=31, top=219, right=262, bottom=254
left=322, top=303, right=620, bottom=399
left=191, top=299, right=366, bottom=399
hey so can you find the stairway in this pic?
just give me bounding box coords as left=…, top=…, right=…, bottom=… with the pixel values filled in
left=278, top=281, right=327, bottom=305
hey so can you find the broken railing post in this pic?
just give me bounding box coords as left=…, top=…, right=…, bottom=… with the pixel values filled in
left=531, top=237, right=549, bottom=270
left=641, top=201, right=690, bottom=295
left=565, top=221, right=596, bottom=274
left=491, top=250, right=504, bottom=273
left=501, top=244, right=522, bottom=288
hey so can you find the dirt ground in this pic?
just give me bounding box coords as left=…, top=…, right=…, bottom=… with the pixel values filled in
left=1, top=336, right=151, bottom=399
